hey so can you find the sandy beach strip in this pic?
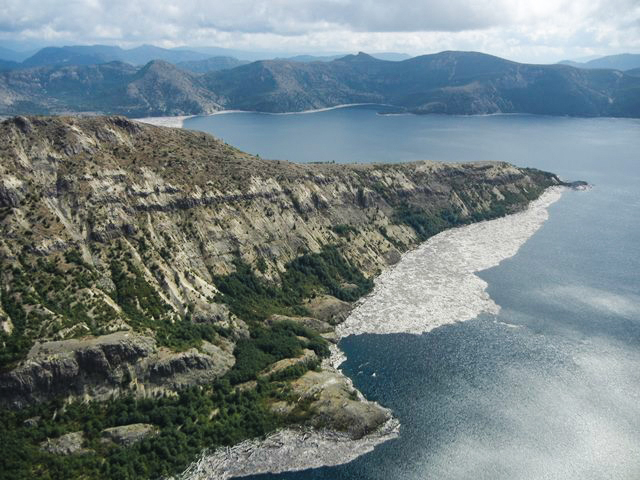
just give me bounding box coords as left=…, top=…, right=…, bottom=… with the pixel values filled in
left=134, top=115, right=194, bottom=128
left=135, top=103, right=396, bottom=128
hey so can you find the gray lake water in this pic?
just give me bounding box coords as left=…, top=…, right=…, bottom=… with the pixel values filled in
left=184, top=107, right=640, bottom=479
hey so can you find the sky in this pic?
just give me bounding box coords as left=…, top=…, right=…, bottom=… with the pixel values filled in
left=0, top=0, right=639, bottom=63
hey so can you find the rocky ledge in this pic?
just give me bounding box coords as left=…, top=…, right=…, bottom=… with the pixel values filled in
left=39, top=422, right=159, bottom=456
left=0, top=331, right=235, bottom=408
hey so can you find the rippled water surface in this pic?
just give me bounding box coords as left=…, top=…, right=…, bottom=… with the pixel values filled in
left=184, top=109, right=640, bottom=479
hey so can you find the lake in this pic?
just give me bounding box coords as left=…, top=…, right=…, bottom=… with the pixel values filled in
left=184, top=107, right=640, bottom=479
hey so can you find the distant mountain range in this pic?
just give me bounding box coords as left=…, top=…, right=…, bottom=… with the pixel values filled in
left=559, top=54, right=640, bottom=71
left=0, top=44, right=255, bottom=75
left=2, top=44, right=638, bottom=73
left=18, top=44, right=213, bottom=67
left=0, top=46, right=36, bottom=63
left=0, top=44, right=412, bottom=70
left=199, top=52, right=640, bottom=116
left=0, top=50, right=638, bottom=117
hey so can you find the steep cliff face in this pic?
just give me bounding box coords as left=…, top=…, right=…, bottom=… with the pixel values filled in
left=0, top=115, right=561, bottom=408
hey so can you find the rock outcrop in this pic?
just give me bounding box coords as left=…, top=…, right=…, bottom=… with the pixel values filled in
left=274, top=369, right=392, bottom=439
left=40, top=431, right=90, bottom=455
left=100, top=423, right=158, bottom=446
left=267, top=315, right=333, bottom=334
left=303, top=295, right=354, bottom=325
left=39, top=422, right=159, bottom=457
left=0, top=331, right=235, bottom=408
left=259, top=349, right=318, bottom=379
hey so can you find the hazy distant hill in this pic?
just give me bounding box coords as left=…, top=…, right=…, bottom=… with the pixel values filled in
left=560, top=53, right=640, bottom=71
left=20, top=44, right=212, bottom=67
left=281, top=53, right=411, bottom=62
left=370, top=52, right=412, bottom=61
left=0, top=47, right=18, bottom=62
left=0, top=59, right=19, bottom=70
left=0, top=47, right=35, bottom=63
left=176, top=56, right=249, bottom=73
left=121, top=45, right=212, bottom=65
left=21, top=45, right=119, bottom=67
left=281, top=54, right=344, bottom=62
left=1, top=51, right=638, bottom=117
left=172, top=46, right=325, bottom=61
left=174, top=47, right=409, bottom=62
left=0, top=60, right=220, bottom=116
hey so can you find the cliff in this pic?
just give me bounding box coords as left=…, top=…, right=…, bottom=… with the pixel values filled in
left=0, top=115, right=562, bottom=477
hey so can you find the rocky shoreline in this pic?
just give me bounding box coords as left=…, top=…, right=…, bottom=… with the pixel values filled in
left=179, top=341, right=400, bottom=479
left=179, top=418, right=400, bottom=480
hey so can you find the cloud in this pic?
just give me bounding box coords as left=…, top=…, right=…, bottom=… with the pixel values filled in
left=0, top=0, right=638, bottom=62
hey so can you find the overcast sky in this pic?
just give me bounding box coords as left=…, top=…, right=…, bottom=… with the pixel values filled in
left=0, top=0, right=638, bottom=62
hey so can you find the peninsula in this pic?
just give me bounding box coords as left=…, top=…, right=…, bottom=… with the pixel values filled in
left=0, top=115, right=564, bottom=478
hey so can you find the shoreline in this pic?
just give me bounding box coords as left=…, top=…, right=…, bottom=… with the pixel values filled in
left=134, top=104, right=393, bottom=128
left=181, top=186, right=566, bottom=479
left=227, top=103, right=396, bottom=116
left=180, top=418, right=400, bottom=480
left=133, top=115, right=195, bottom=128
left=130, top=109, right=638, bottom=129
